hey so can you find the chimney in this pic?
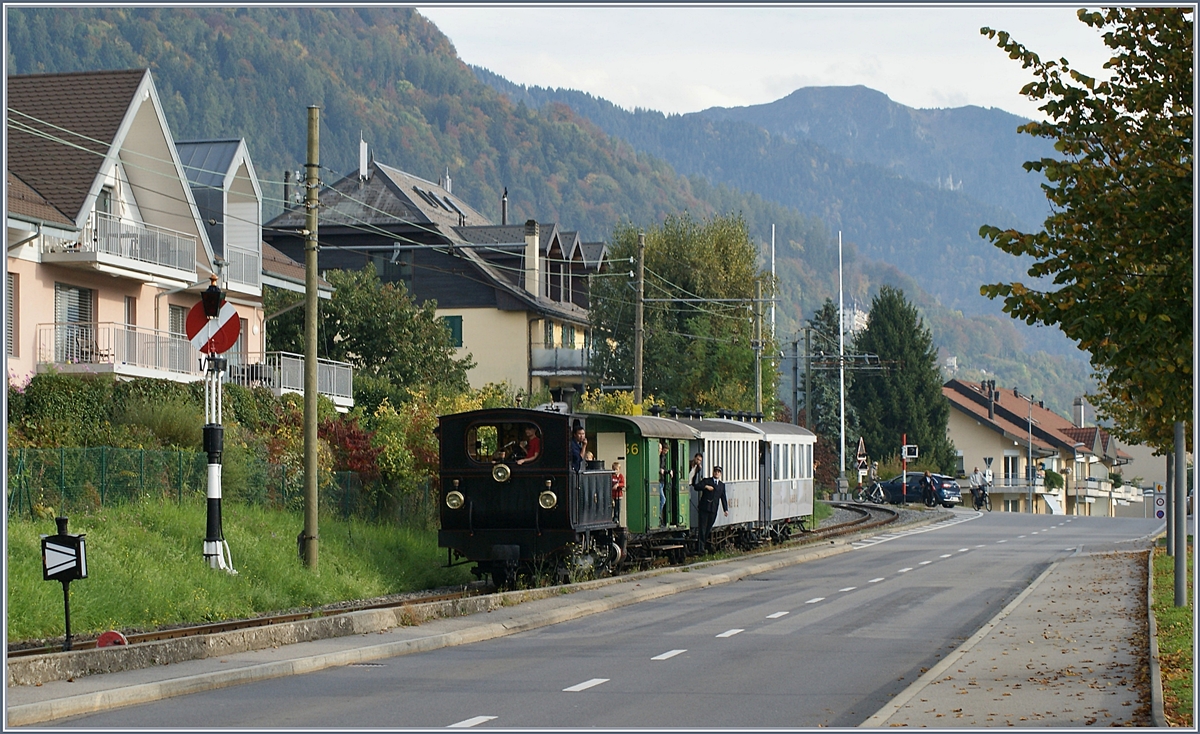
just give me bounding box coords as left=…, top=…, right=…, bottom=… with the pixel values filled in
left=501, top=188, right=508, bottom=226
left=359, top=135, right=369, bottom=181
left=988, top=389, right=996, bottom=420
left=441, top=167, right=452, bottom=194
left=524, top=220, right=540, bottom=296
left=1073, top=397, right=1086, bottom=427
left=283, top=170, right=291, bottom=212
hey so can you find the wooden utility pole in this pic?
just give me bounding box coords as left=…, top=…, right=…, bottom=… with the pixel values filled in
left=302, top=105, right=320, bottom=571
left=633, top=231, right=645, bottom=404
left=791, top=336, right=800, bottom=426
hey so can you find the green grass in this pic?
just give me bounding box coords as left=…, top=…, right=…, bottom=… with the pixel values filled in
left=1152, top=541, right=1193, bottom=727
left=6, top=501, right=473, bottom=643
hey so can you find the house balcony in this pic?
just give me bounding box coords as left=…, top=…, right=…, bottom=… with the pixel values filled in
left=530, top=346, right=588, bottom=377
left=225, top=244, right=261, bottom=291
left=226, top=352, right=354, bottom=411
left=41, top=212, right=197, bottom=283
left=36, top=323, right=353, bottom=409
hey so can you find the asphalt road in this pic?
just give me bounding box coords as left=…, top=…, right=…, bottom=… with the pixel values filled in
left=51, top=511, right=1160, bottom=729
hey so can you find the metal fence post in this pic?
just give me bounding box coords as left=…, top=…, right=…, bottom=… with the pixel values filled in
left=99, top=446, right=106, bottom=506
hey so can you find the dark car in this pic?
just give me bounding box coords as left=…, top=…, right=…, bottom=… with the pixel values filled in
left=878, top=473, right=963, bottom=507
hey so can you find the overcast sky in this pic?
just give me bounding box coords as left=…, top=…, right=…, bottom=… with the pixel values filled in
left=417, top=5, right=1114, bottom=120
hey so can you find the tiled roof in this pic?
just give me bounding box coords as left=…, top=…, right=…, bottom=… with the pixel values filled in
left=944, top=381, right=1058, bottom=454
left=7, top=171, right=74, bottom=227
left=579, top=241, right=607, bottom=271
left=261, top=241, right=330, bottom=290
left=7, top=69, right=148, bottom=222
left=539, top=222, right=559, bottom=255
left=454, top=224, right=526, bottom=245
left=267, top=164, right=424, bottom=229
left=176, top=139, right=241, bottom=189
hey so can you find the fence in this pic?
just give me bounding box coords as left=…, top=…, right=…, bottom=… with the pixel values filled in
left=6, top=448, right=438, bottom=526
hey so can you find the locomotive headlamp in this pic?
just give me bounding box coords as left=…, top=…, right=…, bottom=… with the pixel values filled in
left=445, top=490, right=465, bottom=510
left=492, top=464, right=511, bottom=483
left=538, top=490, right=558, bottom=510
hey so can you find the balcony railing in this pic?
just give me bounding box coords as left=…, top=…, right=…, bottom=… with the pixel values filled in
left=531, top=346, right=588, bottom=374
left=225, top=244, right=261, bottom=288
left=226, top=352, right=354, bottom=404
left=43, top=212, right=195, bottom=273
left=36, top=324, right=353, bottom=406
left=38, top=322, right=201, bottom=376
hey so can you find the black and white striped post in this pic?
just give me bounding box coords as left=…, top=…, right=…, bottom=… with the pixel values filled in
left=199, top=278, right=236, bottom=574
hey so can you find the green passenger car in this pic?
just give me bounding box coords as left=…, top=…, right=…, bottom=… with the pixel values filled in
left=580, top=413, right=699, bottom=535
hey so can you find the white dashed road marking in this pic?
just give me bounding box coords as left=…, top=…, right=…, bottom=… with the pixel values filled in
left=959, top=548, right=971, bottom=552
left=766, top=611, right=789, bottom=619
left=939, top=554, right=952, bottom=558
left=997, top=539, right=1008, bottom=543
left=563, top=679, right=609, bottom=692
left=1018, top=535, right=1026, bottom=538
left=839, top=587, right=857, bottom=592
left=652, top=649, right=687, bottom=660
left=449, top=716, right=497, bottom=728
left=869, top=577, right=885, bottom=583
left=805, top=597, right=825, bottom=604
left=897, top=567, right=913, bottom=573
left=716, top=629, right=744, bottom=638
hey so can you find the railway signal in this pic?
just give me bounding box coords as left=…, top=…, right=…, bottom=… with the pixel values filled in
left=41, top=516, right=86, bottom=651
left=186, top=276, right=238, bottom=574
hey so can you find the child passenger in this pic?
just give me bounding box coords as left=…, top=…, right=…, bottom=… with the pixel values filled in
left=610, top=461, right=626, bottom=523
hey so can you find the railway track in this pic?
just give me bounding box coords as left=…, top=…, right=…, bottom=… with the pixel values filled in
left=6, top=587, right=483, bottom=659
left=9, top=503, right=902, bottom=659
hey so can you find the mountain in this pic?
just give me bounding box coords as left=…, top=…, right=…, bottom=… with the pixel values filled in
left=5, top=7, right=1093, bottom=415
left=700, top=85, right=1056, bottom=230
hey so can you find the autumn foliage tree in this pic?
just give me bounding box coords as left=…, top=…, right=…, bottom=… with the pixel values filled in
left=979, top=8, right=1193, bottom=451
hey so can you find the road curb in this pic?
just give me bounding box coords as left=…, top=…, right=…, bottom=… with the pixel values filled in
left=858, top=554, right=1064, bottom=727
left=1148, top=539, right=1167, bottom=727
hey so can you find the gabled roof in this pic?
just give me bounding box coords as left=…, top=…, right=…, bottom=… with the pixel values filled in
left=7, top=171, right=74, bottom=228
left=453, top=224, right=526, bottom=245
left=579, top=241, right=607, bottom=271
left=556, top=230, right=581, bottom=261
left=943, top=379, right=1128, bottom=462
left=7, top=69, right=147, bottom=221
left=175, top=139, right=242, bottom=190
left=538, top=222, right=559, bottom=255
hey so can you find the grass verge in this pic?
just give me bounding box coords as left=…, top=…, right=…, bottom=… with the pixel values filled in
left=6, top=501, right=473, bottom=643
left=1152, top=540, right=1193, bottom=727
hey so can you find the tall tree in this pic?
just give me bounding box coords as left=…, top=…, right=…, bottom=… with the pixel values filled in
left=850, top=286, right=955, bottom=473
left=803, top=299, right=860, bottom=479
left=265, top=263, right=473, bottom=409
left=588, top=213, right=775, bottom=413
left=979, top=8, right=1193, bottom=451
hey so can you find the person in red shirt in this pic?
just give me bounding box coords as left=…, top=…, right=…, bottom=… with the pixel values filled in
left=610, top=461, right=626, bottom=523
left=515, top=426, right=541, bottom=465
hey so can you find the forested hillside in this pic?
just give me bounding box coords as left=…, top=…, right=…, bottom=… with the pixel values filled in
left=5, top=6, right=1093, bottom=414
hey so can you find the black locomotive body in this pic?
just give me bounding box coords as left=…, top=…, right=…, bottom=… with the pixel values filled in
left=437, top=408, right=617, bottom=586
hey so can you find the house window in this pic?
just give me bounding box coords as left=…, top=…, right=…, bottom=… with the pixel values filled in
left=7, top=273, right=17, bottom=357
left=169, top=304, right=187, bottom=337
left=442, top=315, right=463, bottom=348
left=369, top=251, right=413, bottom=293
left=955, top=451, right=964, bottom=476
left=544, top=319, right=554, bottom=348
left=97, top=186, right=113, bottom=215
left=54, top=283, right=95, bottom=363
left=168, top=304, right=188, bottom=373
left=563, top=324, right=575, bottom=349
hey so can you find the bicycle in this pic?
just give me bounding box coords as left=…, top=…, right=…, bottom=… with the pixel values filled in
left=856, top=481, right=885, bottom=504
left=972, top=484, right=992, bottom=512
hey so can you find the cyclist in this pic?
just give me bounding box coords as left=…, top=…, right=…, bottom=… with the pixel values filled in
left=969, top=466, right=985, bottom=508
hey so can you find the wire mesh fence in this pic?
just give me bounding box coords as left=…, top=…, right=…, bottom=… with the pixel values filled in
left=6, top=448, right=437, bottom=526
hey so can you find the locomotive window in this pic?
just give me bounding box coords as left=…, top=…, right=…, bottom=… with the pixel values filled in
left=466, top=422, right=543, bottom=464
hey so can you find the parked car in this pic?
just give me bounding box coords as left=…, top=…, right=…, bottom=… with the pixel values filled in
left=878, top=473, right=962, bottom=507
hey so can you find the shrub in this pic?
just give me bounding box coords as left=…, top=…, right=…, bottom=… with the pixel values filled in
left=117, top=398, right=203, bottom=449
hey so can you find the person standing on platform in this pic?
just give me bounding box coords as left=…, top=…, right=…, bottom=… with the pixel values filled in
left=695, top=466, right=728, bottom=554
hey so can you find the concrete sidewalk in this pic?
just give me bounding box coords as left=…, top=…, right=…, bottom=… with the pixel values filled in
left=863, top=548, right=1155, bottom=728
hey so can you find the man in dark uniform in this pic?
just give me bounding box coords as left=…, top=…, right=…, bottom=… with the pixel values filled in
left=695, top=466, right=728, bottom=554
left=569, top=424, right=587, bottom=472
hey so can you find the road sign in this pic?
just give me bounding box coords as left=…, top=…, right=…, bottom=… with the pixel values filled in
left=902, top=444, right=919, bottom=460
left=1154, top=491, right=1166, bottom=519
left=855, top=437, right=868, bottom=469
left=186, top=300, right=240, bottom=354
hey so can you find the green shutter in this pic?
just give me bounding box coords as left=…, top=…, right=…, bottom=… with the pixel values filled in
left=442, top=315, right=463, bottom=348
